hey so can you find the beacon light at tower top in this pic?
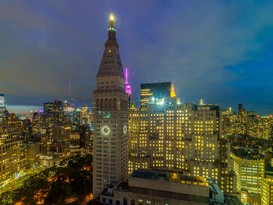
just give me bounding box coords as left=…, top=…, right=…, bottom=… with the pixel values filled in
left=108, top=13, right=116, bottom=32
left=109, top=13, right=115, bottom=23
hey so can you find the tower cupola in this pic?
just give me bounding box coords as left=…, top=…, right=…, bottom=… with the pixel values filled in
left=107, top=13, right=117, bottom=41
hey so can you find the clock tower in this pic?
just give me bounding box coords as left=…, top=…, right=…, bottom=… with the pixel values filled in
left=93, top=14, right=128, bottom=198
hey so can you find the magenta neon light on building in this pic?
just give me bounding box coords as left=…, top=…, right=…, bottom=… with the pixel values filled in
left=125, top=68, right=132, bottom=95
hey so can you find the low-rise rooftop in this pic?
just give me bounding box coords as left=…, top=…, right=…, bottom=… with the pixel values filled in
left=131, top=169, right=208, bottom=186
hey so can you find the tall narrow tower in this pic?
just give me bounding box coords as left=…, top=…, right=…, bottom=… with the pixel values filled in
left=124, top=68, right=132, bottom=107
left=93, top=14, right=128, bottom=198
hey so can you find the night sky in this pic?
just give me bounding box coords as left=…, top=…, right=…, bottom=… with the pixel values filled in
left=1, top=1, right=273, bottom=115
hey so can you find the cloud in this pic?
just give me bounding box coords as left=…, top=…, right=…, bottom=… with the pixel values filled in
left=119, top=1, right=273, bottom=111
left=0, top=0, right=273, bottom=114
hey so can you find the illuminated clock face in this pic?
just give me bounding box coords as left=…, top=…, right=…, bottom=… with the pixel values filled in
left=101, top=125, right=111, bottom=136
left=123, top=125, right=127, bottom=134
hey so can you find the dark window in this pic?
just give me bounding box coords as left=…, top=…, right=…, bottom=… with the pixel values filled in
left=123, top=197, right=127, bottom=205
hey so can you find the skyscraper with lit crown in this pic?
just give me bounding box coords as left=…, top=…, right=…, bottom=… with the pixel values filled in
left=93, top=14, right=128, bottom=198
left=129, top=83, right=237, bottom=194
left=124, top=68, right=132, bottom=107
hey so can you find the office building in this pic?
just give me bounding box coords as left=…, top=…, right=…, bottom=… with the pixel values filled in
left=140, top=82, right=172, bottom=111
left=6, top=113, right=23, bottom=134
left=100, top=169, right=225, bottom=205
left=231, top=147, right=264, bottom=195
left=50, top=123, right=71, bottom=154
left=0, top=94, right=8, bottom=123
left=0, top=94, right=4, bottom=108
left=22, top=141, right=41, bottom=169
left=31, top=112, right=43, bottom=134
left=43, top=100, right=64, bottom=122
left=93, top=14, right=128, bottom=197
left=74, top=105, right=92, bottom=125
left=129, top=83, right=236, bottom=194
left=0, top=127, right=21, bottom=183
left=261, top=177, right=273, bottom=205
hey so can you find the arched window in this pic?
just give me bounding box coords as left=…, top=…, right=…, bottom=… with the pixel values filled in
left=96, top=99, right=99, bottom=109
left=109, top=99, right=112, bottom=110
left=100, top=99, right=104, bottom=110
left=105, top=99, right=108, bottom=110
left=113, top=98, right=117, bottom=110
left=123, top=197, right=127, bottom=205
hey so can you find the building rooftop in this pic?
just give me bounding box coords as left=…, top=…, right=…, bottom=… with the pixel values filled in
left=101, top=169, right=227, bottom=205
left=232, top=147, right=264, bottom=160
left=131, top=169, right=208, bottom=186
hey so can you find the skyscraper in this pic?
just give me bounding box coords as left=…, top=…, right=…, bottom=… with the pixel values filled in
left=0, top=94, right=4, bottom=108
left=0, top=94, right=8, bottom=123
left=0, top=127, right=21, bottom=183
left=43, top=100, right=64, bottom=123
left=129, top=83, right=236, bottom=194
left=124, top=68, right=132, bottom=107
left=140, top=82, right=172, bottom=110
left=93, top=14, right=128, bottom=198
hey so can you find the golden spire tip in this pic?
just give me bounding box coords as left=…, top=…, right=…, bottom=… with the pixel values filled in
left=109, top=13, right=115, bottom=23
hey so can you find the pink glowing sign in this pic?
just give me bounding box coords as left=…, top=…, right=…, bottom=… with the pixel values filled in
left=125, top=68, right=132, bottom=95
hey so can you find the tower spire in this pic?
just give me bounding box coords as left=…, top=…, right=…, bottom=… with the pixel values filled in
left=109, top=13, right=115, bottom=27
left=68, top=80, right=72, bottom=102
left=125, top=68, right=132, bottom=95
left=107, top=13, right=117, bottom=40
left=125, top=68, right=132, bottom=107
left=125, top=68, right=129, bottom=84
left=170, top=83, right=176, bottom=98
left=97, top=13, right=124, bottom=78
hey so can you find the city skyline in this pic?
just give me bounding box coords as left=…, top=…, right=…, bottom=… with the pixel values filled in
left=1, top=1, right=273, bottom=115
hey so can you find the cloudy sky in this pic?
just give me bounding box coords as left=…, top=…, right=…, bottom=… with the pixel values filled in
left=1, top=0, right=273, bottom=115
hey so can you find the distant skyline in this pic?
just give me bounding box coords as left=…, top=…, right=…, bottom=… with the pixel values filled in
left=1, top=1, right=273, bottom=115
left=6, top=105, right=42, bottom=115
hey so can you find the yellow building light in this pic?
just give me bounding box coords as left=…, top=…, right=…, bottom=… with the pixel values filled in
left=170, top=83, right=176, bottom=98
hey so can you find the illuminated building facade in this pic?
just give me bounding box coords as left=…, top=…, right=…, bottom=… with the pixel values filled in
left=52, top=123, right=71, bottom=142
left=129, top=83, right=236, bottom=193
left=0, top=127, right=21, bottom=183
left=231, top=148, right=264, bottom=196
left=74, top=105, right=92, bottom=125
left=6, top=113, right=23, bottom=134
left=261, top=177, right=273, bottom=205
left=140, top=82, right=172, bottom=111
left=22, top=141, right=41, bottom=169
left=43, top=100, right=64, bottom=123
left=0, top=94, right=8, bottom=123
left=0, top=94, right=4, bottom=107
left=93, top=14, right=128, bottom=197
left=49, top=123, right=71, bottom=154
left=63, top=101, right=75, bottom=115
left=124, top=68, right=132, bottom=107
left=31, top=112, right=43, bottom=135
left=63, top=101, right=75, bottom=123
left=222, top=103, right=273, bottom=140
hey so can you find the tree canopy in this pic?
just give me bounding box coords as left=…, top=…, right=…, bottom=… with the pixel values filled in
left=0, top=154, right=93, bottom=205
